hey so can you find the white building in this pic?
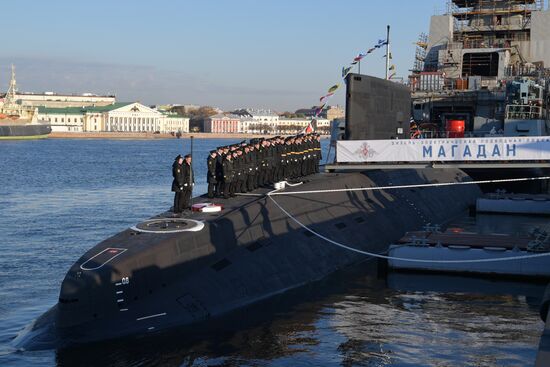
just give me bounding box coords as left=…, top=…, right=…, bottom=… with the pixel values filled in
left=275, top=118, right=330, bottom=134
left=38, top=102, right=189, bottom=133
left=236, top=116, right=330, bottom=134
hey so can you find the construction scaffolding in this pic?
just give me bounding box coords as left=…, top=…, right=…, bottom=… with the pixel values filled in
left=448, top=0, right=542, bottom=48
left=412, top=33, right=428, bottom=73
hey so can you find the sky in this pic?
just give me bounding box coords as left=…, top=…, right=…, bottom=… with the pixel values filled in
left=1, top=0, right=532, bottom=112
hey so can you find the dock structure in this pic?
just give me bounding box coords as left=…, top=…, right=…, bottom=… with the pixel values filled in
left=387, top=229, right=550, bottom=278
left=536, top=285, right=550, bottom=366
left=477, top=193, right=550, bottom=214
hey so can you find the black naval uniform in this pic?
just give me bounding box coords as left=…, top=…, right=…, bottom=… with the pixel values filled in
left=207, top=154, right=217, bottom=198
left=171, top=159, right=185, bottom=213
left=222, top=157, right=235, bottom=199
left=181, top=161, right=194, bottom=210
left=215, top=152, right=224, bottom=196
left=314, top=138, right=321, bottom=173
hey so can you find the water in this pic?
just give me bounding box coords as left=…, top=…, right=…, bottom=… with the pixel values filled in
left=0, top=138, right=546, bottom=366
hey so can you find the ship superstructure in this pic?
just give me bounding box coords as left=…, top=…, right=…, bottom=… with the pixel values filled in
left=0, top=65, right=38, bottom=122
left=410, top=0, right=550, bottom=138
left=0, top=65, right=51, bottom=139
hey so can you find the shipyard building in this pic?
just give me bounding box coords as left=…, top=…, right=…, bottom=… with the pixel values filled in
left=410, top=0, right=550, bottom=137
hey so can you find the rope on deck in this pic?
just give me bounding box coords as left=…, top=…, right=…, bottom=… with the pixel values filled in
left=267, top=177, right=550, bottom=264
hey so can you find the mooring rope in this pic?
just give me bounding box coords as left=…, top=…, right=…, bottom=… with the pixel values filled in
left=266, top=178, right=550, bottom=264
left=269, top=176, right=550, bottom=196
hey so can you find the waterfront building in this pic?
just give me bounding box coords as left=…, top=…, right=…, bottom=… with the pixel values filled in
left=277, top=117, right=331, bottom=134
left=203, top=113, right=241, bottom=133
left=38, top=102, right=189, bottom=133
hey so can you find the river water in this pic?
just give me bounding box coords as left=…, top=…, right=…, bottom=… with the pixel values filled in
left=0, top=138, right=546, bottom=366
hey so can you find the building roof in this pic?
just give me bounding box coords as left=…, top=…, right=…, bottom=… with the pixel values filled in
left=82, top=102, right=133, bottom=112
left=208, top=113, right=241, bottom=120
left=162, top=113, right=186, bottom=119
left=231, top=108, right=279, bottom=117
left=37, top=106, right=85, bottom=115
left=37, top=102, right=132, bottom=115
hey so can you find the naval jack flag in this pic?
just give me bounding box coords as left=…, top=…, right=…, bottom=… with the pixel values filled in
left=301, top=119, right=317, bottom=134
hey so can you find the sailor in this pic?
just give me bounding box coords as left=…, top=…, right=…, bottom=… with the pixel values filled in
left=306, top=134, right=314, bottom=175
left=282, top=137, right=291, bottom=179
left=231, top=151, right=240, bottom=196
left=222, top=152, right=235, bottom=199
left=171, top=154, right=185, bottom=214
left=273, top=136, right=284, bottom=182
left=256, top=139, right=265, bottom=187
left=181, top=154, right=194, bottom=210
left=253, top=140, right=261, bottom=188
left=314, top=134, right=322, bottom=173
left=234, top=149, right=245, bottom=193
left=215, top=147, right=224, bottom=196
left=244, top=145, right=255, bottom=192
left=207, top=150, right=217, bottom=198
left=266, top=139, right=275, bottom=185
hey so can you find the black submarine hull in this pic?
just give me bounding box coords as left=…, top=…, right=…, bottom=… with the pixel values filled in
left=21, top=168, right=481, bottom=348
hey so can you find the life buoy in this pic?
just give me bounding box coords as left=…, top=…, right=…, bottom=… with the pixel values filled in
left=192, top=203, right=223, bottom=213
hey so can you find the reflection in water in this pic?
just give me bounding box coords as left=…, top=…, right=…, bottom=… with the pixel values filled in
left=50, top=267, right=544, bottom=367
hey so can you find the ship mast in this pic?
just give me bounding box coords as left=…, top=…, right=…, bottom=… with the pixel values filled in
left=4, top=64, right=17, bottom=107
left=385, top=25, right=390, bottom=80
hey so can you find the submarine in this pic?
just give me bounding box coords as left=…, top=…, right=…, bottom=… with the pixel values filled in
left=19, top=74, right=482, bottom=348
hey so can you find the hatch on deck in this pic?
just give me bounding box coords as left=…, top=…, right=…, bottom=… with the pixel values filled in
left=130, top=218, right=204, bottom=234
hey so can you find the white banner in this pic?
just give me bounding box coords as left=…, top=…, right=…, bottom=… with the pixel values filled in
left=337, top=137, right=550, bottom=163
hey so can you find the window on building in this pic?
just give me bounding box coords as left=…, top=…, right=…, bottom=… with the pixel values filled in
left=61, top=118, right=64, bottom=122
left=55, top=118, right=58, bottom=122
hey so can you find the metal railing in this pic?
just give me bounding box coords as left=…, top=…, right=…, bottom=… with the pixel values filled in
left=505, top=104, right=543, bottom=119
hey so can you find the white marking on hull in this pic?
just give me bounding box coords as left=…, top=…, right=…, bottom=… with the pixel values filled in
left=80, top=248, right=127, bottom=271
left=136, top=312, right=167, bottom=321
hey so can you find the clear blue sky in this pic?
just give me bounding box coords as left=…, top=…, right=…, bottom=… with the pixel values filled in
left=2, top=0, right=542, bottom=111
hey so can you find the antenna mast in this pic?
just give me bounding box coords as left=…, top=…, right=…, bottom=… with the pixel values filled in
left=4, top=64, right=17, bottom=107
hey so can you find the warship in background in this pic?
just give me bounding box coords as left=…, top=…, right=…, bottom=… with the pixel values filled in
left=0, top=65, right=51, bottom=139
left=409, top=0, right=550, bottom=139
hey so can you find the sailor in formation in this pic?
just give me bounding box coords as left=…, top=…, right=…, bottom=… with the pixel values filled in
left=211, top=133, right=321, bottom=199
left=206, top=150, right=217, bottom=198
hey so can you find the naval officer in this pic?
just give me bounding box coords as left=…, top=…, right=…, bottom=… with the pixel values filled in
left=171, top=154, right=185, bottom=214
left=181, top=154, right=194, bottom=210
